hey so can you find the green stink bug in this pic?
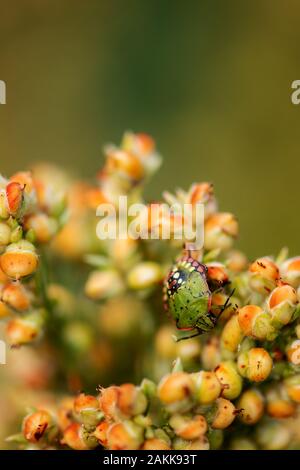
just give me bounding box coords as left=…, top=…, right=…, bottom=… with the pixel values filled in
left=163, top=255, right=232, bottom=341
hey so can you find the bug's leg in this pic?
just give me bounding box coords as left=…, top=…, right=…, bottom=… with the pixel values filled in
left=172, top=328, right=202, bottom=342
left=220, top=288, right=236, bottom=313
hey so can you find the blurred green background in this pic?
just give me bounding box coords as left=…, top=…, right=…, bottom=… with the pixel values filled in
left=0, top=0, right=299, bottom=258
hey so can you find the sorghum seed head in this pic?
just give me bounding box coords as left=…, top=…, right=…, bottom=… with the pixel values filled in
left=284, top=375, right=300, bottom=403
left=98, top=296, right=143, bottom=338
left=6, top=315, right=41, bottom=346
left=127, top=262, right=163, bottom=290
left=144, top=202, right=185, bottom=239
left=267, top=399, right=296, bottom=419
left=152, top=428, right=170, bottom=444
left=9, top=171, right=34, bottom=193
left=85, top=187, right=108, bottom=210
left=61, top=423, right=89, bottom=450
left=47, top=284, right=75, bottom=317
left=172, top=437, right=190, bottom=450
left=105, top=149, right=144, bottom=181
left=32, top=167, right=66, bottom=210
left=108, top=237, right=137, bottom=265
left=122, top=132, right=155, bottom=157
left=238, top=305, right=263, bottom=336
left=106, top=421, right=143, bottom=450
left=249, top=257, right=279, bottom=294
left=189, top=182, right=214, bottom=206
left=251, top=312, right=276, bottom=341
left=237, top=348, right=273, bottom=382
left=206, top=262, right=229, bottom=286
left=0, top=241, right=39, bottom=279
left=212, top=292, right=239, bottom=322
left=1, top=282, right=31, bottom=311
left=226, top=250, right=248, bottom=273
left=155, top=324, right=177, bottom=359
left=0, top=190, right=9, bottom=219
left=267, top=284, right=298, bottom=327
left=0, top=300, right=11, bottom=318
left=85, top=269, right=124, bottom=300
left=52, top=217, right=93, bottom=259
left=185, top=436, right=210, bottom=450
left=6, top=181, right=23, bottom=216
left=255, top=421, right=291, bottom=450
left=214, top=361, right=242, bottom=400
left=207, top=428, right=224, bottom=450
left=24, top=213, right=58, bottom=244
left=201, top=336, right=221, bottom=371
left=266, top=387, right=296, bottom=419
left=0, top=222, right=11, bottom=246
left=142, top=439, right=171, bottom=450
left=23, top=410, right=52, bottom=443
left=286, top=339, right=300, bottom=365
left=56, top=397, right=74, bottom=431
left=191, top=370, right=221, bottom=404
left=187, top=182, right=217, bottom=211
left=82, top=429, right=102, bottom=449
left=211, top=292, right=229, bottom=317
left=140, top=378, right=157, bottom=399
left=269, top=284, right=297, bottom=308
left=238, top=389, right=264, bottom=425
left=221, top=314, right=243, bottom=353
left=281, top=257, right=300, bottom=288
left=204, top=213, right=238, bottom=251
left=249, top=257, right=279, bottom=280
left=169, top=414, right=207, bottom=440
left=176, top=338, right=201, bottom=364
left=211, top=397, right=236, bottom=429
left=10, top=225, right=23, bottom=243
left=117, top=384, right=147, bottom=417
left=98, top=386, right=119, bottom=421
left=62, top=321, right=94, bottom=354
left=173, top=436, right=210, bottom=450
left=188, top=182, right=217, bottom=220
left=0, top=265, right=8, bottom=283
left=238, top=305, right=275, bottom=340
left=94, top=421, right=109, bottom=447
left=157, top=372, right=195, bottom=406
left=74, top=393, right=99, bottom=415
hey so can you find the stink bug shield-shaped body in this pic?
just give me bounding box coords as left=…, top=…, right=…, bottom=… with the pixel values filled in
left=164, top=256, right=216, bottom=338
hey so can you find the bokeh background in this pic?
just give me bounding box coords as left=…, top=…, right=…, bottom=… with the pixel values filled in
left=0, top=0, right=299, bottom=258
